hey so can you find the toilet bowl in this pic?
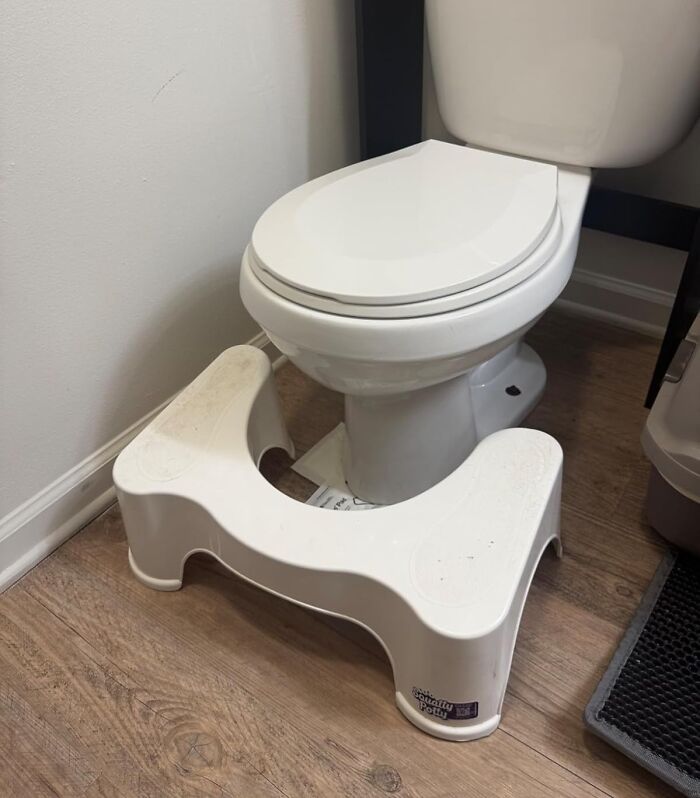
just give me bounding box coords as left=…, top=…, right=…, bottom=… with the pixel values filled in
left=241, top=141, right=592, bottom=503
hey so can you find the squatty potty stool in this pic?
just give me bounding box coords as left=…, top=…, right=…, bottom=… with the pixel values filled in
left=113, top=346, right=562, bottom=740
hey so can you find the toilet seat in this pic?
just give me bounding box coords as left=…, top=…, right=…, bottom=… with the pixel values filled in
left=247, top=210, right=561, bottom=319
left=250, top=140, right=561, bottom=319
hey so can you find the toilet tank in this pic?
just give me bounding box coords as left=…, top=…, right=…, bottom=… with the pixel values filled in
left=425, top=0, right=700, bottom=167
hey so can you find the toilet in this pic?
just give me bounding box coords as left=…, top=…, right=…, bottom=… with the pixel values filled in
left=240, top=0, right=700, bottom=505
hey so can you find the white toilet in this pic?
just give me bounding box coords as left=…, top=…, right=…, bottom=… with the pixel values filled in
left=241, top=0, right=700, bottom=505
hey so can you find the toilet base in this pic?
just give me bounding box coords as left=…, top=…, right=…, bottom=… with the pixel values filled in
left=343, top=341, right=546, bottom=504
left=114, top=346, right=563, bottom=741
left=470, top=342, right=546, bottom=439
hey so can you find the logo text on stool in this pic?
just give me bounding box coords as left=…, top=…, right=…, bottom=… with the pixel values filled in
left=412, top=687, right=479, bottom=721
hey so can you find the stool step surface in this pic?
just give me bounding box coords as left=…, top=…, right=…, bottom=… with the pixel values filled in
left=114, top=346, right=563, bottom=740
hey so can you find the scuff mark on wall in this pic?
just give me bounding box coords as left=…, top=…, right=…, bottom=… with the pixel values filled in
left=152, top=70, right=184, bottom=103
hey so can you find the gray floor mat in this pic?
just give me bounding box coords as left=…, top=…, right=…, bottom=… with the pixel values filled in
left=585, top=550, right=700, bottom=797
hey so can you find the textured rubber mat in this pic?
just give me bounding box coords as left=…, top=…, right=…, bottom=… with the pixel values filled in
left=585, top=550, right=700, bottom=797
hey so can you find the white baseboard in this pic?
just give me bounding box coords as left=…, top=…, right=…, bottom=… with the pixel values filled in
left=555, top=267, right=675, bottom=339
left=248, top=331, right=286, bottom=371
left=0, top=332, right=280, bottom=592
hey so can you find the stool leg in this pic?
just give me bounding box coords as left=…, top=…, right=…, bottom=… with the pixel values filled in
left=123, top=494, right=205, bottom=591
left=387, top=534, right=561, bottom=740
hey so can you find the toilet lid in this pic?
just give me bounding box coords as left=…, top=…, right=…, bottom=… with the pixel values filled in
left=251, top=140, right=559, bottom=308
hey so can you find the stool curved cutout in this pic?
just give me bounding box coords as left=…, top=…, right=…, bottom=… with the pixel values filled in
left=114, top=346, right=562, bottom=741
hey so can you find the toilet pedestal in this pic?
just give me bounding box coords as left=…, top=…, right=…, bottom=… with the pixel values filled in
left=114, top=346, right=562, bottom=741
left=343, top=341, right=547, bottom=504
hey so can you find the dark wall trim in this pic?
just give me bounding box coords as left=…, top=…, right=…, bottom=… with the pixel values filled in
left=355, top=0, right=424, bottom=160
left=584, top=186, right=699, bottom=252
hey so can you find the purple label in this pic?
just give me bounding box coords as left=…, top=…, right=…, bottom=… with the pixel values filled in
left=412, top=687, right=479, bottom=721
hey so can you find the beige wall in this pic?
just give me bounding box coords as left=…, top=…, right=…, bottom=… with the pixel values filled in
left=0, top=0, right=358, bottom=520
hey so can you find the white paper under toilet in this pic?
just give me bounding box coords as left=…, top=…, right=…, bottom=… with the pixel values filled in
left=292, top=423, right=380, bottom=510
left=307, top=484, right=377, bottom=511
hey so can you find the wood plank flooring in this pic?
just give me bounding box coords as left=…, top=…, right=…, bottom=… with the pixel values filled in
left=0, top=311, right=677, bottom=797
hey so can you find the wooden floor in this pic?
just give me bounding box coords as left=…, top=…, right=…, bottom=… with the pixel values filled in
left=0, top=311, right=678, bottom=797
